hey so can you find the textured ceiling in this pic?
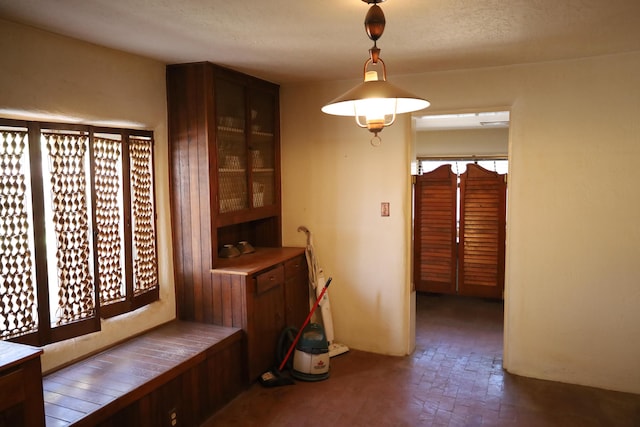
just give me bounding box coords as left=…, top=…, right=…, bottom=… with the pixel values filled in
left=1, top=0, right=640, bottom=85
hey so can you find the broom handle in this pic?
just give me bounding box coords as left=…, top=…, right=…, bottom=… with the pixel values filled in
left=278, top=277, right=332, bottom=372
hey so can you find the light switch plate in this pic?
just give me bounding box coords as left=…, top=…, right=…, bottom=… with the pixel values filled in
left=381, top=202, right=390, bottom=217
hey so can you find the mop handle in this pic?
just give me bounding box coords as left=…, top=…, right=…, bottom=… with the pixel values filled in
left=278, top=277, right=332, bottom=372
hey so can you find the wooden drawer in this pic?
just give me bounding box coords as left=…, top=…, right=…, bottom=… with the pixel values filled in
left=284, top=255, right=306, bottom=279
left=256, top=265, right=284, bottom=294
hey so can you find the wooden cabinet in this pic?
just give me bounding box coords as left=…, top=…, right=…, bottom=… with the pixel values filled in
left=212, top=248, right=308, bottom=381
left=167, top=61, right=281, bottom=275
left=167, top=63, right=309, bottom=382
left=0, top=341, right=45, bottom=427
left=167, top=62, right=284, bottom=321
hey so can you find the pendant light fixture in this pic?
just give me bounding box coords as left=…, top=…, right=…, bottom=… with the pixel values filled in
left=321, top=0, right=430, bottom=146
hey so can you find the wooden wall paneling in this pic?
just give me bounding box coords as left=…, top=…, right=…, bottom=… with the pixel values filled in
left=255, top=216, right=282, bottom=248
left=201, top=268, right=214, bottom=324
left=192, top=65, right=211, bottom=322
left=167, top=66, right=189, bottom=320
left=167, top=63, right=214, bottom=321
left=414, top=165, right=458, bottom=294
left=249, top=272, right=285, bottom=380
left=230, top=274, right=246, bottom=328
left=219, top=273, right=235, bottom=327
left=184, top=63, right=205, bottom=321
left=183, top=366, right=198, bottom=425
left=210, top=272, right=224, bottom=326
left=284, top=255, right=310, bottom=329
left=458, top=164, right=506, bottom=299
left=206, top=337, right=245, bottom=411
left=216, top=223, right=245, bottom=251
left=211, top=273, right=247, bottom=329
left=204, top=358, right=222, bottom=420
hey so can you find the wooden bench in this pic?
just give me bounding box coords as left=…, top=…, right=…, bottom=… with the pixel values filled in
left=42, top=321, right=245, bottom=427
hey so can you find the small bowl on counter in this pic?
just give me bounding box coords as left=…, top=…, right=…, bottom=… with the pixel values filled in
left=236, top=241, right=255, bottom=254
left=219, top=244, right=241, bottom=258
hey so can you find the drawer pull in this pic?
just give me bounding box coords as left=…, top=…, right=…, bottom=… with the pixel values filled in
left=256, top=266, right=284, bottom=294
left=284, top=256, right=306, bottom=279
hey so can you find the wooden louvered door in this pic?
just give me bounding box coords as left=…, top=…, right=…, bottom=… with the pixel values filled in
left=458, top=164, right=506, bottom=298
left=414, top=165, right=458, bottom=294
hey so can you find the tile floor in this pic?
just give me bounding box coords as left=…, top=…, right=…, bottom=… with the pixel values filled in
left=202, top=293, right=640, bottom=426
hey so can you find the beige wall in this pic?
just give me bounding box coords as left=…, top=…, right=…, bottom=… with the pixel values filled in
left=281, top=52, right=640, bottom=394
left=415, top=127, right=509, bottom=158
left=0, top=19, right=175, bottom=372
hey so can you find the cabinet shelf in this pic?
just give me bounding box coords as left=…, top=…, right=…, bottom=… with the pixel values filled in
left=217, top=125, right=244, bottom=134
left=252, top=130, right=274, bottom=138
left=218, top=168, right=275, bottom=174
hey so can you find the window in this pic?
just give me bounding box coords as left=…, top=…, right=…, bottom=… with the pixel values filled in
left=0, top=119, right=158, bottom=346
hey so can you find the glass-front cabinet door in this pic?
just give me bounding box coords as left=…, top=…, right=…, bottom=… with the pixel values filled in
left=216, top=78, right=248, bottom=214
left=248, top=88, right=276, bottom=210
left=215, top=77, right=277, bottom=216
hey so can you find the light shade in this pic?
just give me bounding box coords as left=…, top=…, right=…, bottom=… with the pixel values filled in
left=321, top=79, right=430, bottom=117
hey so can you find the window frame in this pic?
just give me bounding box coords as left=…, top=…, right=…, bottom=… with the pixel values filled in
left=0, top=118, right=159, bottom=346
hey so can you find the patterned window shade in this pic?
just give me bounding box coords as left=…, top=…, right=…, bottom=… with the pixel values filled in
left=129, top=136, right=158, bottom=296
left=94, top=136, right=126, bottom=306
left=0, top=129, right=39, bottom=340
left=42, top=132, right=96, bottom=326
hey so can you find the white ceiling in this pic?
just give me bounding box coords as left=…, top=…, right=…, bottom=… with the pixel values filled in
left=2, top=0, right=640, bottom=86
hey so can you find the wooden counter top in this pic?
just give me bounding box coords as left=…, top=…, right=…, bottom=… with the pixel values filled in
left=0, top=340, right=43, bottom=371
left=212, top=246, right=305, bottom=275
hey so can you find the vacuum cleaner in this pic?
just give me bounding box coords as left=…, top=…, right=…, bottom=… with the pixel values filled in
left=291, top=322, right=330, bottom=381
left=297, top=226, right=349, bottom=358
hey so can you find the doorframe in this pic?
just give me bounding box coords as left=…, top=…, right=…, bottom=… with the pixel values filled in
left=408, top=107, right=512, bottom=361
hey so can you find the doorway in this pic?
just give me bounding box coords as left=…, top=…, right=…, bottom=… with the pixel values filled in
left=410, top=109, right=510, bottom=374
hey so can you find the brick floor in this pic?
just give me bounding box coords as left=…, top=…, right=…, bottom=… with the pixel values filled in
left=202, top=293, right=640, bottom=426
